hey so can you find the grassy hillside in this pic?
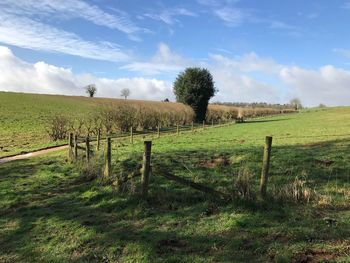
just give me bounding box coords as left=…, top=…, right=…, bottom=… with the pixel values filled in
left=0, top=92, right=193, bottom=157
left=0, top=92, right=288, bottom=158
left=0, top=107, right=349, bottom=262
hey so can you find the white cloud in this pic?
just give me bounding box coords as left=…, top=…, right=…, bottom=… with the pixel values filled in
left=333, top=48, right=350, bottom=59
left=0, top=46, right=172, bottom=101
left=210, top=52, right=350, bottom=106
left=210, top=68, right=281, bottom=103
left=208, top=54, right=282, bottom=103
left=2, top=45, right=350, bottom=107
left=213, top=7, right=248, bottom=27
left=280, top=65, right=350, bottom=106
left=210, top=52, right=282, bottom=74
left=0, top=0, right=144, bottom=37
left=0, top=12, right=130, bottom=62
left=343, top=1, right=350, bottom=9
left=197, top=0, right=239, bottom=7
left=120, top=43, right=192, bottom=75
left=144, top=7, right=197, bottom=25
left=197, top=0, right=299, bottom=35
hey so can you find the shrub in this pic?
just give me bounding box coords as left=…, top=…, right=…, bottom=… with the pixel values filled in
left=46, top=114, right=70, bottom=141
left=114, top=104, right=137, bottom=132
left=95, top=101, right=194, bottom=133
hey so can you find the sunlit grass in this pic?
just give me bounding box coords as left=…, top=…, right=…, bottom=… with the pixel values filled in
left=0, top=107, right=350, bottom=262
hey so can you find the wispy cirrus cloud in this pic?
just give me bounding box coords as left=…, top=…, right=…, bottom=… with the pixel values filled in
left=213, top=7, right=249, bottom=27
left=143, top=7, right=197, bottom=25
left=197, top=0, right=299, bottom=34
left=0, top=12, right=131, bottom=62
left=342, top=1, right=350, bottom=9
left=333, top=48, right=350, bottom=59
left=0, top=0, right=145, bottom=38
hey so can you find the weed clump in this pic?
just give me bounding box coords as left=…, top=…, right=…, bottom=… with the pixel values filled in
left=232, top=166, right=255, bottom=200
left=273, top=171, right=317, bottom=203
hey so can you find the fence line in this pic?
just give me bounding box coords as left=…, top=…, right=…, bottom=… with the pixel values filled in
left=68, top=132, right=275, bottom=200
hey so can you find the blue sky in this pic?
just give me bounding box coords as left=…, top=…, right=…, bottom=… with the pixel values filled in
left=1, top=0, right=350, bottom=106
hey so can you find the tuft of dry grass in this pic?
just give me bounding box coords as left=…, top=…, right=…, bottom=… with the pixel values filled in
left=233, top=166, right=255, bottom=200
left=273, top=171, right=317, bottom=203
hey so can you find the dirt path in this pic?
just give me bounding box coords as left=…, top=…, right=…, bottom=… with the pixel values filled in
left=0, top=145, right=68, bottom=165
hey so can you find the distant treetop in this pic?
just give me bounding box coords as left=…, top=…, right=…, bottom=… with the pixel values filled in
left=85, top=84, right=97, bottom=97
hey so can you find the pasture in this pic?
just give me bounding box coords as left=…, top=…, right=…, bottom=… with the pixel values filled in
left=0, top=92, right=193, bottom=158
left=0, top=106, right=349, bottom=262
left=0, top=92, right=286, bottom=158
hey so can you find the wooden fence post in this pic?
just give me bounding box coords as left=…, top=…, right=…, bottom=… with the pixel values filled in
left=157, top=125, right=160, bottom=138
left=219, top=119, right=221, bottom=126
left=212, top=119, right=214, bottom=127
left=103, top=137, right=111, bottom=177
left=85, top=136, right=90, bottom=162
left=141, top=141, right=152, bottom=198
left=260, top=136, right=273, bottom=198
left=130, top=126, right=134, bottom=144
left=203, top=120, right=205, bottom=130
left=74, top=134, right=78, bottom=160
left=96, top=129, right=101, bottom=151
left=177, top=124, right=179, bottom=135
left=68, top=133, right=74, bottom=161
left=191, top=121, right=194, bottom=132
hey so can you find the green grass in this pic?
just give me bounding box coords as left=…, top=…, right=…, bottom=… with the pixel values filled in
left=0, top=92, right=96, bottom=157
left=1, top=106, right=350, bottom=262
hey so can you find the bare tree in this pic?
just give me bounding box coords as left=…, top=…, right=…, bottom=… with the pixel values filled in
left=290, top=98, right=302, bottom=110
left=85, top=84, right=97, bottom=97
left=121, top=88, right=130, bottom=99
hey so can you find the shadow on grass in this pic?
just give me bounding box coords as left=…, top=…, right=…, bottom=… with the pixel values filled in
left=0, top=138, right=350, bottom=262
left=242, top=118, right=291, bottom=124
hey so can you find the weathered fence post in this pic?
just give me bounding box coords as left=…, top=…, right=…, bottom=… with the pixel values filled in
left=130, top=126, right=134, bottom=144
left=203, top=120, right=205, bottom=130
left=191, top=121, right=194, bottom=132
left=74, top=134, right=78, bottom=160
left=212, top=119, right=214, bottom=127
left=157, top=125, right=160, bottom=138
left=96, top=129, right=101, bottom=151
left=68, top=133, right=74, bottom=161
left=103, top=137, right=111, bottom=178
left=177, top=124, right=179, bottom=135
left=260, top=136, right=273, bottom=198
left=85, top=135, right=90, bottom=162
left=219, top=119, right=221, bottom=126
left=141, top=141, right=152, bottom=198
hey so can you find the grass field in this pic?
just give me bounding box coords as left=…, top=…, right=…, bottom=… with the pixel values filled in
left=1, top=106, right=350, bottom=262
left=0, top=92, right=287, bottom=158
left=0, top=92, right=193, bottom=158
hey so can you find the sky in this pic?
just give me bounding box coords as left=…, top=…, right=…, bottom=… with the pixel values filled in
left=1, top=0, right=350, bottom=106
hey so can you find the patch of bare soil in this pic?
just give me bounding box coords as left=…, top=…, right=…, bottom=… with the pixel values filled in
left=291, top=249, right=339, bottom=263
left=156, top=238, right=191, bottom=254
left=314, top=159, right=334, bottom=167
left=198, top=155, right=230, bottom=168
left=0, top=145, right=67, bottom=164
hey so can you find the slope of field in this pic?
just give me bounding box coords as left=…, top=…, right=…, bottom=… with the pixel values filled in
left=0, top=92, right=288, bottom=158
left=0, top=92, right=194, bottom=157
left=0, top=107, right=349, bottom=262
